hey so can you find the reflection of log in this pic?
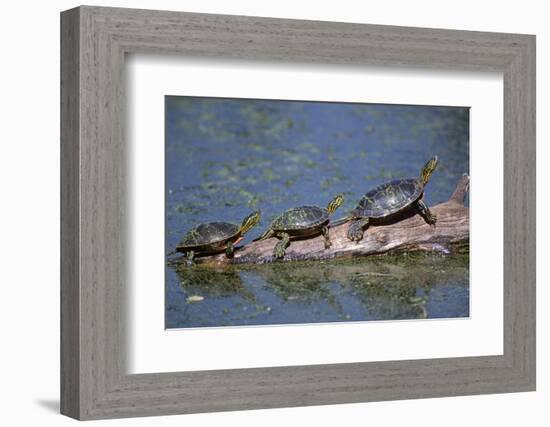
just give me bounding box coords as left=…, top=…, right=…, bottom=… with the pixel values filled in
left=174, top=175, right=470, bottom=266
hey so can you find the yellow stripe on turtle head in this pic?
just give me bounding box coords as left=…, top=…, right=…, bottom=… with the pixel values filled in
left=420, top=156, right=438, bottom=186
left=327, top=193, right=345, bottom=215
left=239, top=211, right=261, bottom=234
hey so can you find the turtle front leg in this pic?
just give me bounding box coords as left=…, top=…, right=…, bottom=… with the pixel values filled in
left=347, top=218, right=370, bottom=242
left=273, top=232, right=290, bottom=259
left=186, top=250, right=195, bottom=266
left=416, top=199, right=437, bottom=226
left=321, top=224, right=331, bottom=249
left=225, top=241, right=234, bottom=258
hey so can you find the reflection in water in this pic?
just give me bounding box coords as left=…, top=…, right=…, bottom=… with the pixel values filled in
left=176, top=266, right=255, bottom=301
left=165, top=97, right=469, bottom=329
left=168, top=254, right=468, bottom=328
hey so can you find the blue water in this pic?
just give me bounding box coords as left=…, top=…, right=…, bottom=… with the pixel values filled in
left=165, top=96, right=469, bottom=328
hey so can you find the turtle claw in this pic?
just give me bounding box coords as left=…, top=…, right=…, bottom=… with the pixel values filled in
left=424, top=212, right=437, bottom=227
left=348, top=230, right=364, bottom=243
left=416, top=199, right=437, bottom=227
left=347, top=219, right=368, bottom=243
left=274, top=244, right=286, bottom=259
left=186, top=250, right=195, bottom=266
left=321, top=225, right=332, bottom=249
left=225, top=241, right=235, bottom=258
left=273, top=232, right=290, bottom=259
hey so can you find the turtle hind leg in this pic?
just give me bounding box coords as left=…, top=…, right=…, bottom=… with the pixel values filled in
left=321, top=224, right=331, bottom=249
left=273, top=232, right=290, bottom=259
left=186, top=250, right=195, bottom=266
left=416, top=199, right=437, bottom=226
left=347, top=218, right=370, bottom=242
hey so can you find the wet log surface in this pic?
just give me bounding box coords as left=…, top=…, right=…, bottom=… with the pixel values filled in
left=171, top=175, right=470, bottom=266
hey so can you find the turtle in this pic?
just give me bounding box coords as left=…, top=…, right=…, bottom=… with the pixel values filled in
left=339, top=156, right=439, bottom=243
left=253, top=194, right=344, bottom=259
left=171, top=211, right=261, bottom=264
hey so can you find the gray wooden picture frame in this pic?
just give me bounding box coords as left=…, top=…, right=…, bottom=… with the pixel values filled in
left=60, top=5, right=536, bottom=420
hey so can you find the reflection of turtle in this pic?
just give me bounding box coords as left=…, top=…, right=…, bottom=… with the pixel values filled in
left=171, top=211, right=260, bottom=263
left=254, top=194, right=344, bottom=259
left=341, top=156, right=438, bottom=242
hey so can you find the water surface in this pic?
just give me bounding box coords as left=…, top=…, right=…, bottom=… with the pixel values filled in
left=165, top=96, right=469, bottom=328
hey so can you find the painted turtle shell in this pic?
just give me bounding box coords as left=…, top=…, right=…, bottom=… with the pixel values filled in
left=354, top=178, right=423, bottom=219
left=271, top=206, right=329, bottom=233
left=176, top=222, right=241, bottom=252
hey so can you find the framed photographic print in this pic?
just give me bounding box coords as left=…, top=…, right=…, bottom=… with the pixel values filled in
left=61, top=6, right=535, bottom=420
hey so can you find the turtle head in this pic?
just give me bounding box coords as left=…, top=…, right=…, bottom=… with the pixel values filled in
left=327, top=193, right=345, bottom=215
left=239, top=211, right=261, bottom=235
left=420, top=156, right=438, bottom=186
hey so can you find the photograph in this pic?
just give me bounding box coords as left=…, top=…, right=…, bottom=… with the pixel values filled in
left=165, top=96, right=470, bottom=329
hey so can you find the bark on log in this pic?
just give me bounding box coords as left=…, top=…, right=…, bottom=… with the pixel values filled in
left=172, top=175, right=470, bottom=266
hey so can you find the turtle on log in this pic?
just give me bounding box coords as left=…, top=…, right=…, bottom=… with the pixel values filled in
left=253, top=194, right=344, bottom=259
left=171, top=211, right=261, bottom=264
left=336, top=156, right=439, bottom=243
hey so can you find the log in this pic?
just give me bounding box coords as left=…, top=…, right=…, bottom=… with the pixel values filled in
left=172, top=175, right=470, bottom=266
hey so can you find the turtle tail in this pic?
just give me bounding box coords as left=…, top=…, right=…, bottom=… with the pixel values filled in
left=253, top=229, right=274, bottom=242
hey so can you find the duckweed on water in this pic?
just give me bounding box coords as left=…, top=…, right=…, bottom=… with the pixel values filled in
left=168, top=254, right=469, bottom=328
left=165, top=97, right=469, bottom=328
